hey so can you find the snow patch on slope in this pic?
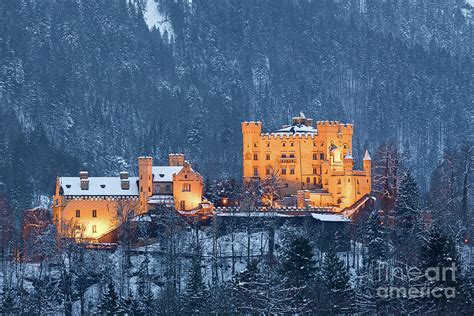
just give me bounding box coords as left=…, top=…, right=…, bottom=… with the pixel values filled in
left=143, top=0, right=174, bottom=40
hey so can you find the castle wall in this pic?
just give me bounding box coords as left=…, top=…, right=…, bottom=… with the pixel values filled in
left=173, top=164, right=203, bottom=211
left=53, top=197, right=139, bottom=241
left=242, top=118, right=371, bottom=210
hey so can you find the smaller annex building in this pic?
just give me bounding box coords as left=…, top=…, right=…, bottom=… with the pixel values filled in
left=52, top=154, right=207, bottom=242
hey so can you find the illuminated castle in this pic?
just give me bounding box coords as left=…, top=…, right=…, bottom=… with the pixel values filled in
left=242, top=113, right=371, bottom=211
left=52, top=154, right=205, bottom=242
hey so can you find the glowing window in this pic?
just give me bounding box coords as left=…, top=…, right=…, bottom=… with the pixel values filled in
left=92, top=225, right=97, bottom=233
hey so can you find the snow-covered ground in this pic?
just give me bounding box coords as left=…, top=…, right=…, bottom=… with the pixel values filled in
left=143, top=0, right=174, bottom=40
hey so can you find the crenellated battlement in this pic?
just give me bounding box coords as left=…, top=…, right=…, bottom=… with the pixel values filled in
left=316, top=121, right=353, bottom=135
left=260, top=133, right=317, bottom=140
left=241, top=121, right=262, bottom=134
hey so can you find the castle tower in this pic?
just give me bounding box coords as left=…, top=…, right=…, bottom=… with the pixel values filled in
left=363, top=150, right=371, bottom=175
left=138, top=156, right=153, bottom=213
left=241, top=121, right=262, bottom=180
left=344, top=150, right=354, bottom=171
left=363, top=150, right=372, bottom=193
left=169, top=153, right=185, bottom=166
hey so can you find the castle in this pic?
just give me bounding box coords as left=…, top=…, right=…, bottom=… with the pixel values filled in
left=242, top=114, right=371, bottom=211
left=52, top=154, right=205, bottom=242
left=52, top=114, right=371, bottom=243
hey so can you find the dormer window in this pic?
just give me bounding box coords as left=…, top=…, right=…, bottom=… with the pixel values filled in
left=100, top=184, right=106, bottom=188
left=66, top=185, right=71, bottom=188
left=159, top=174, right=165, bottom=178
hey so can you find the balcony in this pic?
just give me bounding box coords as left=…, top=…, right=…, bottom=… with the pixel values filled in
left=280, top=157, right=296, bottom=163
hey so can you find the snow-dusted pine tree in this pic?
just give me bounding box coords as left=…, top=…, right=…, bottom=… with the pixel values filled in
left=320, top=250, right=355, bottom=314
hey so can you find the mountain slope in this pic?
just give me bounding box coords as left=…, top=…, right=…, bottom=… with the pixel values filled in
left=0, top=0, right=472, bottom=209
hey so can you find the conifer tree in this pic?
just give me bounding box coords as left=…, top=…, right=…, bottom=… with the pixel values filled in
left=393, top=170, right=422, bottom=263
left=136, top=255, right=155, bottom=315
left=419, top=226, right=468, bottom=313
left=229, top=260, right=261, bottom=313
left=1, top=286, right=17, bottom=314
left=366, top=211, right=388, bottom=264
left=180, top=246, right=209, bottom=314
left=281, top=235, right=315, bottom=311
left=320, top=250, right=355, bottom=314
left=99, top=281, right=122, bottom=315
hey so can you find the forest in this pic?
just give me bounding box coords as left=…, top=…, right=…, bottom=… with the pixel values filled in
left=0, top=0, right=472, bottom=210
left=0, top=0, right=473, bottom=314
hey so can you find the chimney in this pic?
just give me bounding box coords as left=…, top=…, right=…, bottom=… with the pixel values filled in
left=120, top=172, right=129, bottom=190
left=169, top=153, right=185, bottom=166
left=80, top=171, right=89, bottom=190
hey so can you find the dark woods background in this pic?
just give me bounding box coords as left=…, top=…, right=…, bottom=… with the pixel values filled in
left=0, top=0, right=472, bottom=211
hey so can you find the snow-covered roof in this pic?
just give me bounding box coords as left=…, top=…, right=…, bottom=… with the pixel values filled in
left=132, top=214, right=152, bottom=222
left=311, top=213, right=351, bottom=222
left=152, top=166, right=183, bottom=182
left=59, top=177, right=139, bottom=196
left=148, top=195, right=174, bottom=204
left=273, top=124, right=318, bottom=135
left=344, top=151, right=353, bottom=160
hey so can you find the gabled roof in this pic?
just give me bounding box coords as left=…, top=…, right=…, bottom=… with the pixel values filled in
left=152, top=166, right=183, bottom=182
left=59, top=177, right=139, bottom=196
